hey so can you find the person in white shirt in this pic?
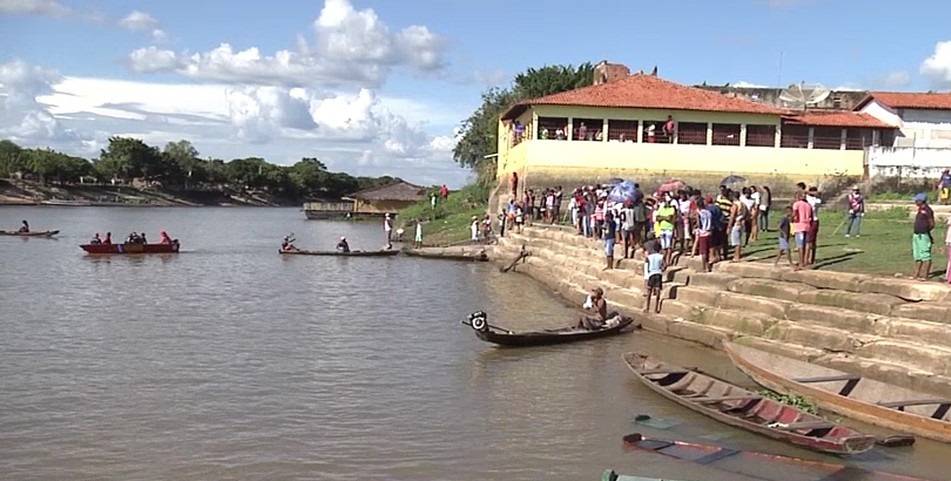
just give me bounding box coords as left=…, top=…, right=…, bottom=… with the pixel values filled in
left=383, top=213, right=393, bottom=249
left=749, top=186, right=762, bottom=241
left=414, top=219, right=423, bottom=248
left=643, top=243, right=665, bottom=313
left=470, top=216, right=479, bottom=241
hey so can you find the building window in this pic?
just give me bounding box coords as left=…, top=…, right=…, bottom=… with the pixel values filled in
left=780, top=125, right=810, bottom=148
left=573, top=118, right=602, bottom=141
left=845, top=128, right=872, bottom=150
left=880, top=129, right=896, bottom=146
left=813, top=127, right=843, bottom=150
left=677, top=122, right=708, bottom=145
left=608, top=120, right=637, bottom=142
left=641, top=120, right=672, bottom=143
left=537, top=117, right=568, bottom=140
left=746, top=125, right=776, bottom=147
left=712, top=124, right=741, bottom=146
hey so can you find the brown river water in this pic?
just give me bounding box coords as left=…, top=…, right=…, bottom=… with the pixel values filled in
left=1, top=207, right=949, bottom=481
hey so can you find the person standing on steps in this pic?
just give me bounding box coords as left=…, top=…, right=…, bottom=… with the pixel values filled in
left=845, top=187, right=865, bottom=238
left=644, top=243, right=665, bottom=313
left=775, top=206, right=794, bottom=267
left=758, top=186, right=772, bottom=233
left=603, top=209, right=617, bottom=270
left=912, top=193, right=935, bottom=280
left=728, top=191, right=747, bottom=262
left=806, top=187, right=822, bottom=265
left=510, top=172, right=518, bottom=197
left=696, top=197, right=713, bottom=272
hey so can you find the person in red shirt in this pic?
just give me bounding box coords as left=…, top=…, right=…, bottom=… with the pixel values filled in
left=663, top=115, right=676, bottom=143
left=791, top=192, right=813, bottom=270
left=439, top=184, right=449, bottom=200
left=510, top=172, right=518, bottom=196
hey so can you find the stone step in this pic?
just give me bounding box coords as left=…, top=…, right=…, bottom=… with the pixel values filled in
left=715, top=261, right=951, bottom=302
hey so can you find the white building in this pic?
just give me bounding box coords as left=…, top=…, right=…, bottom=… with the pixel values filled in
left=857, top=92, right=951, bottom=147
left=856, top=92, right=951, bottom=178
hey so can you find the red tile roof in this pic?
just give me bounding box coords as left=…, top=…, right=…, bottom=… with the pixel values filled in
left=782, top=111, right=891, bottom=129
left=501, top=74, right=783, bottom=119
left=856, top=91, right=951, bottom=111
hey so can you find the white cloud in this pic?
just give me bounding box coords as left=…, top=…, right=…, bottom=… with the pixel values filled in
left=0, top=60, right=81, bottom=142
left=0, top=0, right=70, bottom=16
left=731, top=81, right=769, bottom=88
left=127, top=0, right=445, bottom=87
left=921, top=40, right=951, bottom=88
left=129, top=47, right=181, bottom=73
left=880, top=71, right=911, bottom=88
left=119, top=10, right=167, bottom=42
left=119, top=10, right=158, bottom=31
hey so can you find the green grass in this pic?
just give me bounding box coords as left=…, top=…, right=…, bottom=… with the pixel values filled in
left=741, top=208, right=949, bottom=279
left=398, top=184, right=488, bottom=246
left=867, top=191, right=937, bottom=203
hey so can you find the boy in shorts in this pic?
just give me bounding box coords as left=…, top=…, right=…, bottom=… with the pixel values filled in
left=644, top=243, right=665, bottom=313
left=774, top=206, right=794, bottom=266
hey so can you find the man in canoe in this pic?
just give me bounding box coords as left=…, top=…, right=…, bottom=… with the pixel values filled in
left=103, top=232, right=112, bottom=245
left=18, top=220, right=29, bottom=233
left=336, top=236, right=350, bottom=253
left=577, top=287, right=608, bottom=330
left=159, top=231, right=175, bottom=245
left=90, top=233, right=102, bottom=245
left=281, top=235, right=299, bottom=252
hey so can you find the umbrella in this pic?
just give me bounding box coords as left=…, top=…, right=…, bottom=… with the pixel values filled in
left=607, top=180, right=638, bottom=204
left=720, top=175, right=747, bottom=189
left=658, top=179, right=686, bottom=193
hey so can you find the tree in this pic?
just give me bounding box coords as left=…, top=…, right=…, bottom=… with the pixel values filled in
left=453, top=63, right=594, bottom=185
left=0, top=140, right=23, bottom=178
left=98, top=136, right=164, bottom=182
left=163, top=140, right=203, bottom=187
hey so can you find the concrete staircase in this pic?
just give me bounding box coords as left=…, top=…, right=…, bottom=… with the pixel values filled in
left=492, top=223, right=951, bottom=397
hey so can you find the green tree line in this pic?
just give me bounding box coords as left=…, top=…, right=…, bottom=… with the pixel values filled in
left=0, top=137, right=394, bottom=200
left=452, top=63, right=595, bottom=185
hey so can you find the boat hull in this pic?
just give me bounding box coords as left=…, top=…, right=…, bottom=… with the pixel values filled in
left=80, top=243, right=179, bottom=254
left=279, top=249, right=398, bottom=257
left=623, top=353, right=875, bottom=455
left=402, top=247, right=489, bottom=262
left=725, top=342, right=951, bottom=443
left=471, top=314, right=635, bottom=347
left=0, top=230, right=59, bottom=237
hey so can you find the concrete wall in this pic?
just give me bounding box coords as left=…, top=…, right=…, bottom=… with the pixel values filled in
left=868, top=146, right=951, bottom=179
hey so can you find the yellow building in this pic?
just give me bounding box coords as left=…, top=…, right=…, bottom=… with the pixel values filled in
left=497, top=68, right=893, bottom=195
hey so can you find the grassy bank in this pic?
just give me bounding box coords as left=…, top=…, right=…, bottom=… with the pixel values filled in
left=741, top=207, right=949, bottom=278
left=398, top=184, right=488, bottom=246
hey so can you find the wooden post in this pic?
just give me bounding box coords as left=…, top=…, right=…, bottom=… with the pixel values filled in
left=807, top=127, right=815, bottom=149
left=706, top=122, right=713, bottom=145
left=637, top=120, right=644, bottom=143
left=740, top=124, right=747, bottom=147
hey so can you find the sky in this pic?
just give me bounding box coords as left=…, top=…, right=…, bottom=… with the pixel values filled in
left=1, top=0, right=951, bottom=187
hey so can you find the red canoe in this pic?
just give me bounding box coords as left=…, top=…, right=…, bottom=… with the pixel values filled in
left=80, top=242, right=180, bottom=254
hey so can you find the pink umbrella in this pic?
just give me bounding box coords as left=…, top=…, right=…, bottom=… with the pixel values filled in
left=658, top=179, right=686, bottom=193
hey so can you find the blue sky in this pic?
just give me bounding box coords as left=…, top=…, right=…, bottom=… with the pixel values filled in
left=2, top=0, right=950, bottom=186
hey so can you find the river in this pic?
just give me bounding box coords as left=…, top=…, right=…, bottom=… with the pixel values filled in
left=1, top=207, right=949, bottom=480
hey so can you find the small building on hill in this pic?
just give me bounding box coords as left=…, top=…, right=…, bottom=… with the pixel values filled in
left=345, top=180, right=427, bottom=217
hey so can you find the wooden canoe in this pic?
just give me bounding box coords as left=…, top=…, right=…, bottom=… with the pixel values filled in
left=620, top=433, right=932, bottom=481
left=622, top=352, right=875, bottom=455
left=80, top=242, right=179, bottom=254
left=0, top=230, right=59, bottom=237
left=401, top=247, right=489, bottom=262
left=725, top=342, right=951, bottom=443
left=279, top=249, right=398, bottom=257
left=463, top=311, right=635, bottom=347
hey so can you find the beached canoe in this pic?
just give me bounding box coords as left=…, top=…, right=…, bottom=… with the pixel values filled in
left=620, top=433, right=932, bottom=481
left=279, top=249, right=399, bottom=257
left=0, top=230, right=59, bottom=237
left=80, top=242, right=180, bottom=254
left=402, top=247, right=489, bottom=262
left=622, top=352, right=875, bottom=455
left=462, top=311, right=635, bottom=347
left=725, top=342, right=951, bottom=443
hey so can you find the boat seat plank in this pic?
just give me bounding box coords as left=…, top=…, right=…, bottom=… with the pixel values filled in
left=878, top=399, right=951, bottom=408
left=638, top=369, right=688, bottom=376
left=777, top=421, right=835, bottom=431
left=694, top=395, right=762, bottom=403
left=693, top=448, right=739, bottom=465
left=793, top=374, right=861, bottom=383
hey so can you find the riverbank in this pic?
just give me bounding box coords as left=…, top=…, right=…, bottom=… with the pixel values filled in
left=0, top=179, right=297, bottom=207
left=492, top=222, right=951, bottom=401
left=397, top=184, right=488, bottom=246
